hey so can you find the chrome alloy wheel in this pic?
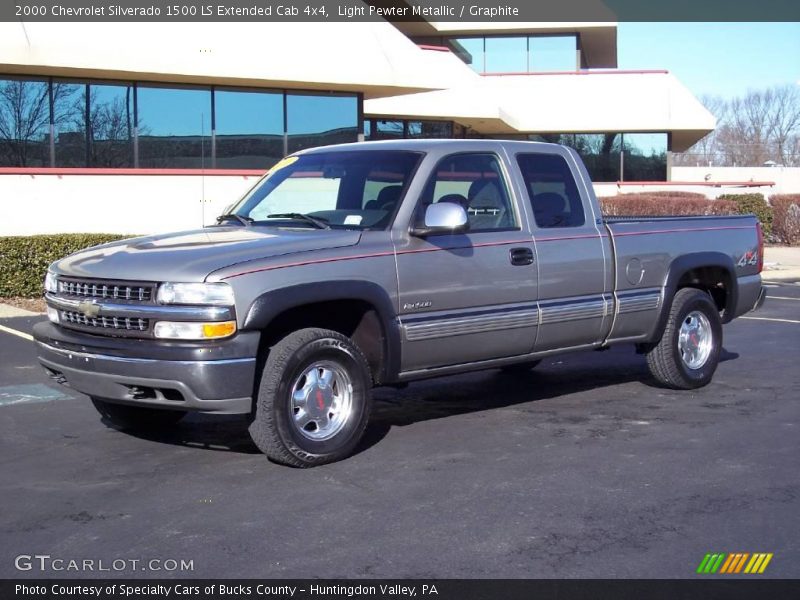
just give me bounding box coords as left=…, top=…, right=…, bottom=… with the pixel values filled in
left=290, top=361, right=354, bottom=441
left=678, top=310, right=713, bottom=369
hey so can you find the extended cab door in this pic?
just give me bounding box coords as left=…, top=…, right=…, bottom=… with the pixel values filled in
left=513, top=148, right=613, bottom=351
left=393, top=151, right=538, bottom=372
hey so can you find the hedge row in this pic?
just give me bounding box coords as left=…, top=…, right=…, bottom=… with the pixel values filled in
left=717, top=194, right=773, bottom=237
left=599, top=194, right=738, bottom=217
left=771, top=195, right=800, bottom=246
left=0, top=234, right=129, bottom=298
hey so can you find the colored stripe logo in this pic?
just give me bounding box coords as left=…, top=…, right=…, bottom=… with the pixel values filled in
left=697, top=553, right=773, bottom=574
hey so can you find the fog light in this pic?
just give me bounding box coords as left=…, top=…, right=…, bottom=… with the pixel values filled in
left=47, top=306, right=60, bottom=324
left=153, top=320, right=236, bottom=340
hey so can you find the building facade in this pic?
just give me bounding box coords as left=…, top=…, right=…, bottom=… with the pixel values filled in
left=0, top=14, right=716, bottom=236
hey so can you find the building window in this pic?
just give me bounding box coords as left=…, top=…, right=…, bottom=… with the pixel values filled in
left=449, top=35, right=578, bottom=74
left=87, top=83, right=135, bottom=168
left=215, top=89, right=284, bottom=169
left=52, top=82, right=86, bottom=167
left=407, top=120, right=453, bottom=138
left=529, top=36, right=578, bottom=71
left=370, top=120, right=404, bottom=140
left=365, top=119, right=455, bottom=140
left=286, top=93, right=358, bottom=155
left=485, top=36, right=528, bottom=73
left=0, top=77, right=50, bottom=167
left=570, top=133, right=622, bottom=182
left=137, top=85, right=212, bottom=168
left=622, top=133, right=668, bottom=181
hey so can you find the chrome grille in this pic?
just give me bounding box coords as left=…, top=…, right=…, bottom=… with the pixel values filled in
left=60, top=310, right=149, bottom=332
left=57, top=278, right=153, bottom=302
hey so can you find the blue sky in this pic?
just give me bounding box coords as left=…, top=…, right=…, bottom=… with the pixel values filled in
left=618, top=22, right=800, bottom=98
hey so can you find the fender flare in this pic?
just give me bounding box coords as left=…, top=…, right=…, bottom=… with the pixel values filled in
left=242, top=280, right=400, bottom=383
left=646, top=252, right=737, bottom=343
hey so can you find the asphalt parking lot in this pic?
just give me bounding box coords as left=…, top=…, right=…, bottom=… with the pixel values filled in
left=1, top=282, right=798, bottom=579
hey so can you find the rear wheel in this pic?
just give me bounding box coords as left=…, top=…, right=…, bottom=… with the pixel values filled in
left=646, top=288, right=722, bottom=389
left=249, top=328, right=372, bottom=468
left=90, top=397, right=186, bottom=430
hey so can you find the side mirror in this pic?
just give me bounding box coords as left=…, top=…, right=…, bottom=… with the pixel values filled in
left=411, top=203, right=469, bottom=237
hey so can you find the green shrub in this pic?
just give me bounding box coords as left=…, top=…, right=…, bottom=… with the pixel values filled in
left=717, top=193, right=773, bottom=237
left=599, top=195, right=737, bottom=217
left=770, top=194, right=800, bottom=246
left=0, top=234, right=130, bottom=298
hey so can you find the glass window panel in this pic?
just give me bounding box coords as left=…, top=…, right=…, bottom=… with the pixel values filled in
left=88, top=83, right=134, bottom=167
left=449, top=38, right=484, bottom=73
left=137, top=85, right=211, bottom=168
left=286, top=94, right=358, bottom=154
left=52, top=82, right=86, bottom=167
left=573, top=133, right=621, bottom=182
left=420, top=153, right=518, bottom=232
left=371, top=120, right=404, bottom=141
left=485, top=36, right=528, bottom=73
left=517, top=153, right=585, bottom=228
left=0, top=78, right=50, bottom=167
left=215, top=89, right=284, bottom=169
left=622, top=133, right=668, bottom=181
left=406, top=120, right=453, bottom=139
left=529, top=35, right=577, bottom=71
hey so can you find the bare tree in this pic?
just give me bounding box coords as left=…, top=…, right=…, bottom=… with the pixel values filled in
left=768, top=85, right=800, bottom=166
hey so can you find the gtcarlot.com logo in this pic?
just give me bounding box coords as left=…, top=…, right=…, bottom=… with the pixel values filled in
left=15, top=554, right=194, bottom=572
left=697, top=552, right=773, bottom=574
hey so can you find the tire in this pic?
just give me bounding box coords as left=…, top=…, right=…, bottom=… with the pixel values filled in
left=90, top=397, right=186, bottom=430
left=646, top=288, right=723, bottom=389
left=500, top=359, right=542, bottom=374
left=249, top=328, right=372, bottom=468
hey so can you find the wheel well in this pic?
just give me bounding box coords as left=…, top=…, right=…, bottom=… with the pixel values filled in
left=676, top=266, right=730, bottom=312
left=256, top=300, right=387, bottom=384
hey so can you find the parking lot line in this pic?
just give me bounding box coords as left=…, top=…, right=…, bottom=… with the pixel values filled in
left=0, top=323, right=33, bottom=341
left=766, top=295, right=800, bottom=301
left=741, top=316, right=800, bottom=324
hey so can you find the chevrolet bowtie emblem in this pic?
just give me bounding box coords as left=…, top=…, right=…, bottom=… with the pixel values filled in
left=78, top=301, right=101, bottom=318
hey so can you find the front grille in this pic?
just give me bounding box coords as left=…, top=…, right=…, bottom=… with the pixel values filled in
left=57, top=278, right=154, bottom=302
left=60, top=310, right=149, bottom=332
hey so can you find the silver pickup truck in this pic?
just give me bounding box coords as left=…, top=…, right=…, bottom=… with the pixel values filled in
left=34, top=140, right=766, bottom=467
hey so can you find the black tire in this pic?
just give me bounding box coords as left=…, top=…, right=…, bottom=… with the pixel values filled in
left=90, top=397, right=186, bottom=430
left=646, top=288, right=723, bottom=389
left=248, top=328, right=372, bottom=468
left=500, top=359, right=542, bottom=374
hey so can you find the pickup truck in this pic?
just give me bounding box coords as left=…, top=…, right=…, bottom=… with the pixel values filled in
left=33, top=140, right=766, bottom=467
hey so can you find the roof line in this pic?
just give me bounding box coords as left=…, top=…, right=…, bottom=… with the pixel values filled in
left=481, top=69, right=669, bottom=77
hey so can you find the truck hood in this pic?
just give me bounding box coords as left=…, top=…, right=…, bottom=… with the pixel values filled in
left=54, top=226, right=362, bottom=282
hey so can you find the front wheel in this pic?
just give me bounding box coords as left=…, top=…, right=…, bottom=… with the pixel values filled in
left=249, top=328, right=372, bottom=468
left=90, top=397, right=186, bottom=430
left=646, top=288, right=723, bottom=389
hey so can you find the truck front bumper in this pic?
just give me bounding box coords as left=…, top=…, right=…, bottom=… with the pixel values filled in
left=33, top=322, right=259, bottom=414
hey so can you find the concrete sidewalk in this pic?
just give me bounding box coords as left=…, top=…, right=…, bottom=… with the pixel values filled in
left=763, top=246, right=800, bottom=281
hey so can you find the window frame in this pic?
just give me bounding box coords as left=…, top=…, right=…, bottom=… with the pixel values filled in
left=410, top=151, right=522, bottom=235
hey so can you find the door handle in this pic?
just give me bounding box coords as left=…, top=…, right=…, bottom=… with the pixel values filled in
left=510, top=247, right=534, bottom=266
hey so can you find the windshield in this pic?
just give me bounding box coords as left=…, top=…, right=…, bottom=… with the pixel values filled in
left=230, top=150, right=423, bottom=230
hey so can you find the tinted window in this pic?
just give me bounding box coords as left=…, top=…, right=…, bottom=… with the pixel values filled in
left=286, top=94, right=358, bottom=154
left=137, top=85, right=211, bottom=168
left=215, top=89, right=284, bottom=169
left=88, top=83, right=135, bottom=167
left=529, top=35, right=577, bottom=71
left=420, top=153, right=517, bottom=232
left=622, top=133, right=667, bottom=181
left=52, top=82, right=85, bottom=167
left=517, top=153, right=586, bottom=228
left=0, top=78, right=50, bottom=167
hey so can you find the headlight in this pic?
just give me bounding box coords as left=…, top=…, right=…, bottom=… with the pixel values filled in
left=157, top=282, right=234, bottom=306
left=44, top=271, right=58, bottom=293
left=153, top=320, right=237, bottom=340
left=46, top=306, right=60, bottom=324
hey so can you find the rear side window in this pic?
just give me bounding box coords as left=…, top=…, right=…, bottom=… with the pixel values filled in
left=517, top=153, right=585, bottom=228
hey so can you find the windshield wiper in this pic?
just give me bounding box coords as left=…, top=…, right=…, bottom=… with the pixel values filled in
left=267, top=213, right=331, bottom=229
left=216, top=213, right=254, bottom=226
